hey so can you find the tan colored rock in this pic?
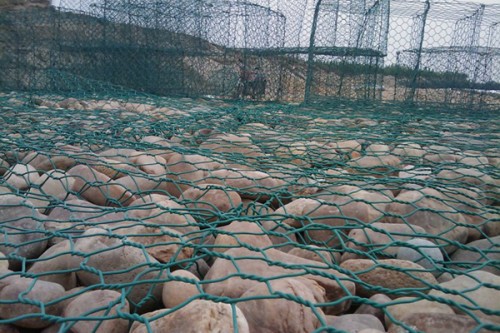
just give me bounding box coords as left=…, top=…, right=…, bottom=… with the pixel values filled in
left=260, top=219, right=298, bottom=253
left=354, top=293, right=392, bottom=323
left=138, top=200, right=201, bottom=242
left=21, top=149, right=79, bottom=172
left=0, top=276, right=65, bottom=329
left=46, top=199, right=126, bottom=242
left=484, top=213, right=500, bottom=237
left=428, top=270, right=500, bottom=324
left=63, top=290, right=130, bottom=333
left=274, top=198, right=348, bottom=248
left=392, top=143, right=425, bottom=160
left=238, top=278, right=325, bottom=333
left=449, top=236, right=500, bottom=275
left=204, top=247, right=355, bottom=315
left=340, top=259, right=437, bottom=298
left=387, top=313, right=495, bottom=333
left=385, top=296, right=454, bottom=326
left=129, top=300, right=249, bottom=333
left=288, top=245, right=340, bottom=265
left=0, top=158, right=9, bottom=175
left=342, top=223, right=428, bottom=262
left=3, top=163, right=40, bottom=190
left=200, top=133, right=264, bottom=161
left=180, top=184, right=242, bottom=221
left=140, top=135, right=179, bottom=161
left=129, top=152, right=167, bottom=175
left=326, top=314, right=385, bottom=333
left=27, top=240, right=77, bottom=290
left=366, top=144, right=391, bottom=155
left=162, top=270, right=202, bottom=308
left=68, top=165, right=136, bottom=206
left=165, top=153, right=224, bottom=197
left=347, top=155, right=401, bottom=178
left=213, top=221, right=273, bottom=253
left=88, top=157, right=140, bottom=179
left=70, top=228, right=166, bottom=313
left=0, top=251, right=8, bottom=271
left=114, top=225, right=194, bottom=263
left=203, top=168, right=287, bottom=202
left=331, top=140, right=362, bottom=154
left=27, top=169, right=74, bottom=211
left=275, top=141, right=310, bottom=167
left=382, top=188, right=469, bottom=253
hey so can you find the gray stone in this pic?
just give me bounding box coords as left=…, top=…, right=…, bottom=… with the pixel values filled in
left=0, top=195, right=48, bottom=269
left=396, top=238, right=444, bottom=277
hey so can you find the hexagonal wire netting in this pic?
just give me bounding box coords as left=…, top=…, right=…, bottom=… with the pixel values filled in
left=0, top=1, right=499, bottom=333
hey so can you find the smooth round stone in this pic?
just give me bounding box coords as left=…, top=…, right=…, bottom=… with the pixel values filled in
left=4, top=163, right=40, bottom=190
left=396, top=238, right=444, bottom=277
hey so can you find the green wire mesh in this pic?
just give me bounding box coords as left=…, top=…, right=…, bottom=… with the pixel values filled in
left=0, top=90, right=498, bottom=333
left=0, top=1, right=499, bottom=333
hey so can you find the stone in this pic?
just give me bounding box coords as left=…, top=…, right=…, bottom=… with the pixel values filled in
left=260, top=219, right=298, bottom=253
left=200, top=133, right=264, bottom=161
left=275, top=142, right=310, bottom=167
left=449, top=236, right=500, bottom=275
left=288, top=245, right=340, bottom=265
left=164, top=153, right=224, bottom=197
left=331, top=140, right=362, bottom=154
left=69, top=228, right=166, bottom=313
left=340, top=259, right=438, bottom=298
left=0, top=195, right=48, bottom=269
left=63, top=290, right=130, bottom=333
left=354, top=293, right=392, bottom=323
left=202, top=169, right=286, bottom=202
left=347, top=155, right=401, bottom=178
left=326, top=314, right=385, bottom=333
left=385, top=296, right=455, bottom=326
left=428, top=270, right=500, bottom=324
left=484, top=213, right=500, bottom=238
left=26, top=169, right=74, bottom=211
left=3, top=163, right=40, bottom=190
left=0, top=251, right=8, bottom=271
left=135, top=200, right=201, bottom=243
left=0, top=158, right=9, bottom=175
left=213, top=221, right=273, bottom=253
left=366, top=144, right=391, bottom=155
left=162, top=270, right=202, bottom=309
left=129, top=300, right=249, bottom=333
left=129, top=152, right=167, bottom=175
left=387, top=313, right=496, bottom=333
left=204, top=247, right=355, bottom=315
left=341, top=223, right=427, bottom=262
left=115, top=224, right=194, bottom=263
left=68, top=165, right=136, bottom=206
left=140, top=136, right=178, bottom=161
left=382, top=188, right=469, bottom=254
left=27, top=240, right=77, bottom=290
left=274, top=198, right=364, bottom=248
left=396, top=238, right=444, bottom=277
left=238, top=278, right=325, bottom=333
left=392, top=143, right=425, bottom=160
left=180, top=184, right=242, bottom=222
left=0, top=276, right=65, bottom=329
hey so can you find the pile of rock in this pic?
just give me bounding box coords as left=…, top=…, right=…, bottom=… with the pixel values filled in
left=0, top=95, right=498, bottom=332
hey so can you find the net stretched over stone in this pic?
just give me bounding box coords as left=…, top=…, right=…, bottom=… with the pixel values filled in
left=0, top=90, right=498, bottom=333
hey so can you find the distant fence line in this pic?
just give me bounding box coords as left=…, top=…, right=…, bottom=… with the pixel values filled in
left=0, top=0, right=499, bottom=108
